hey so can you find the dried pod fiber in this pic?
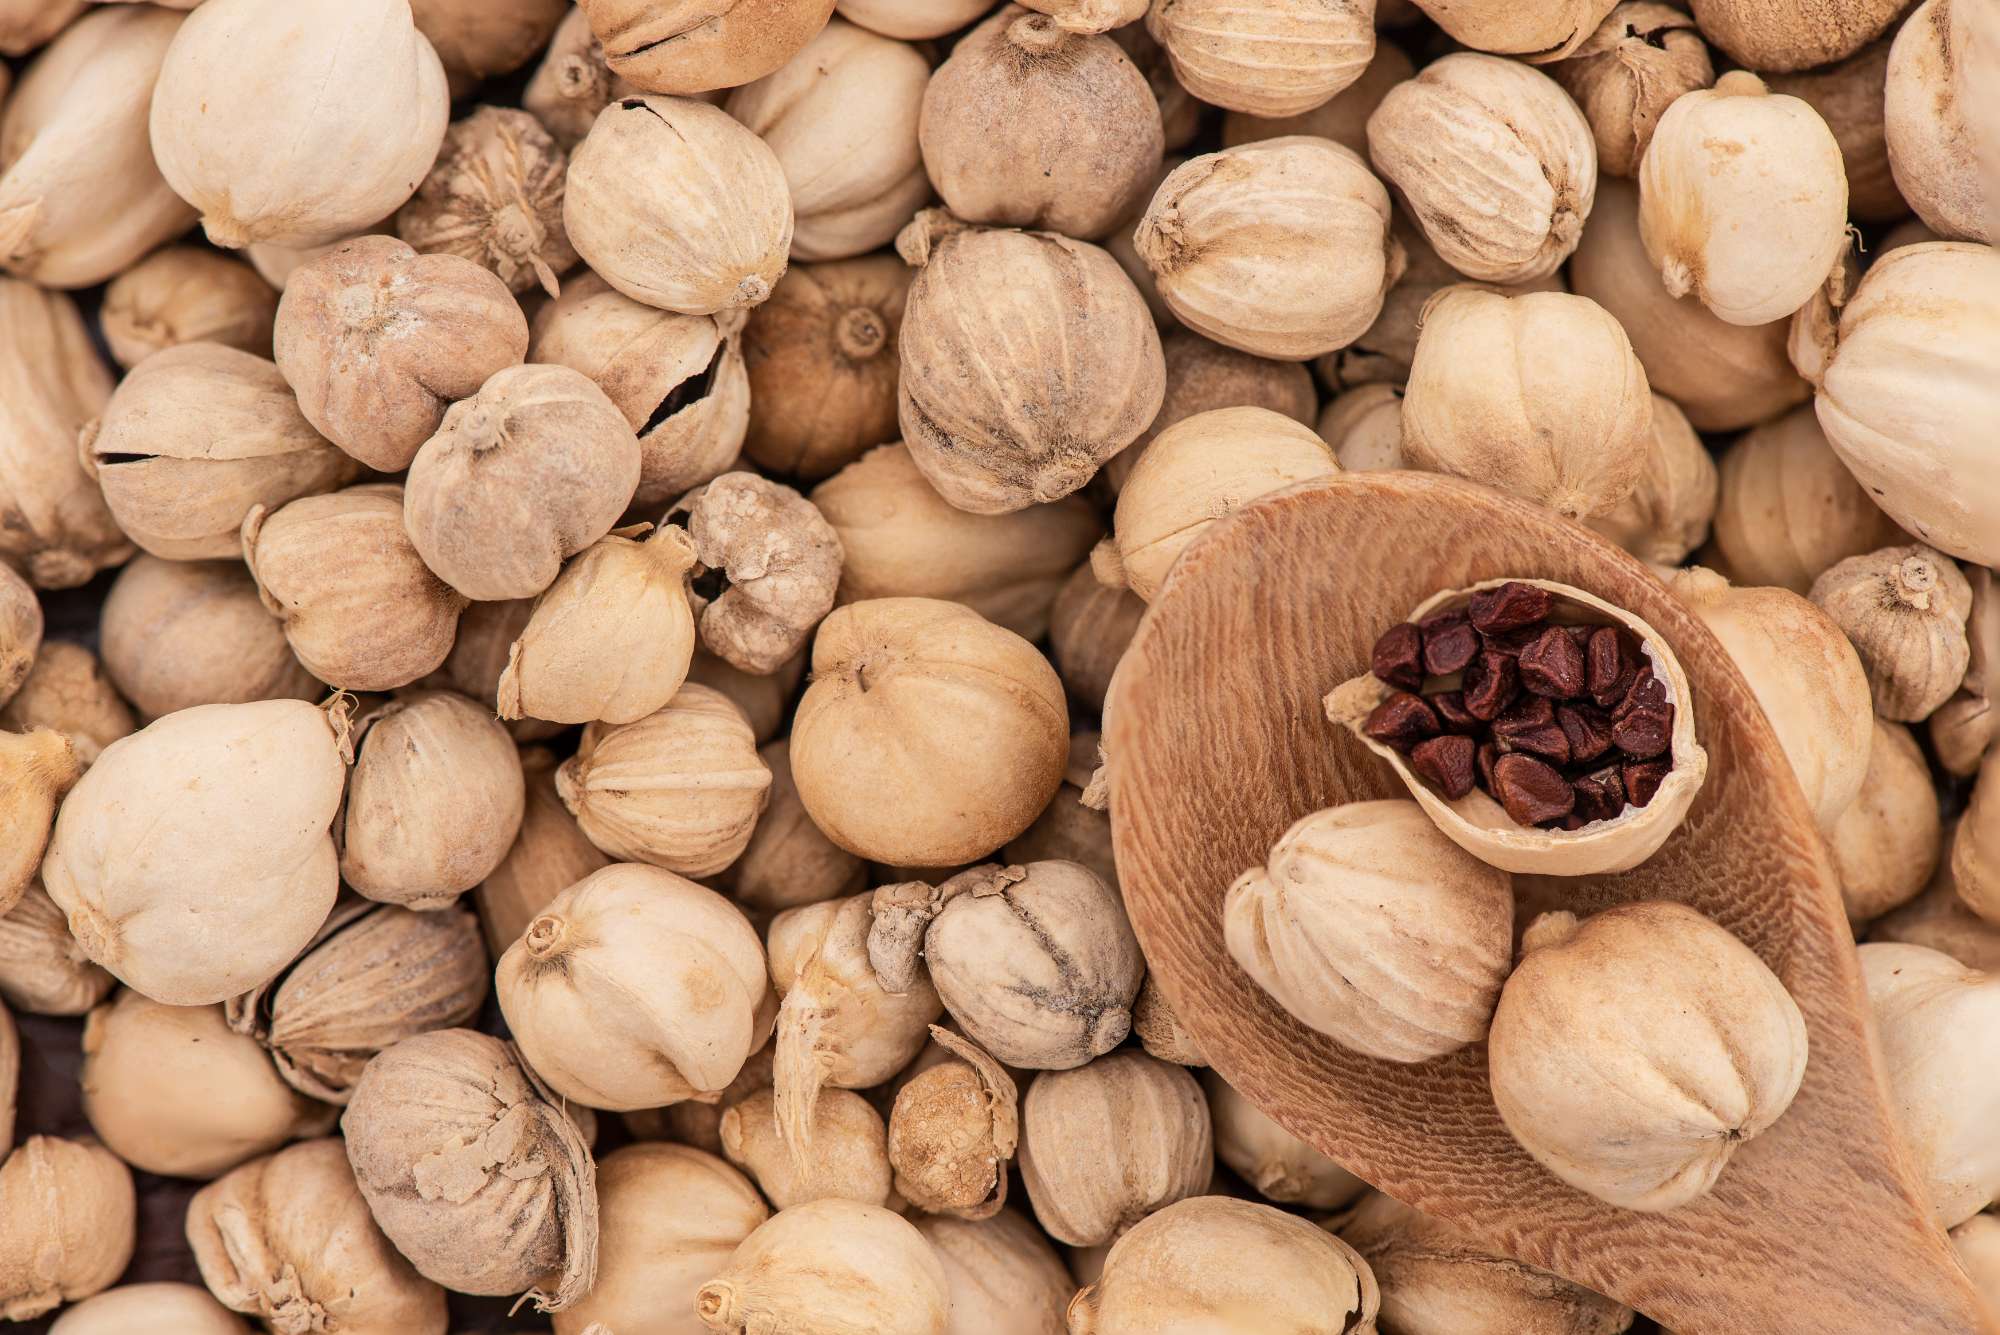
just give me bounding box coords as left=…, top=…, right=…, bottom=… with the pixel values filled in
left=694, top=1198, right=949, bottom=1335
left=0, top=1136, right=135, bottom=1320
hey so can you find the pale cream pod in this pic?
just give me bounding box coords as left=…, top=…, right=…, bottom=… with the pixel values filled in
left=1490, top=903, right=1808, bottom=1212
left=869, top=861, right=1143, bottom=1071
left=1668, top=567, right=1874, bottom=832
left=1710, top=405, right=1906, bottom=595
left=1638, top=72, right=1849, bottom=327
left=919, top=8, right=1160, bottom=242
left=499, top=525, right=699, bottom=725
left=1810, top=545, right=1973, bottom=723
left=340, top=1029, right=597, bottom=1309
left=565, top=96, right=793, bottom=315
left=474, top=749, right=610, bottom=958
left=0, top=1136, right=135, bottom=1321
left=1548, top=3, right=1713, bottom=176
left=1958, top=754, right=2000, bottom=926
left=241, top=485, right=468, bottom=693
left=1884, top=0, right=2000, bottom=242
left=1412, top=0, right=1617, bottom=60
left=1769, top=37, right=1905, bottom=225
left=1568, top=180, right=1807, bottom=434
left=1859, top=942, right=2000, bottom=1226
left=1105, top=406, right=1337, bottom=603
left=0, top=881, right=115, bottom=1017
left=82, top=343, right=358, bottom=562
left=1019, top=0, right=1146, bottom=30
left=1401, top=289, right=1651, bottom=521
left=790, top=598, right=1069, bottom=866
left=404, top=362, right=643, bottom=602
left=1223, top=800, right=1514, bottom=1063
left=0, top=643, right=132, bottom=769
left=497, top=862, right=773, bottom=1110
left=1367, top=54, right=1597, bottom=284
left=226, top=900, right=490, bottom=1104
left=1830, top=718, right=1943, bottom=923
left=1016, top=1052, right=1210, bottom=1247
left=1810, top=242, right=2000, bottom=567
left=1870, top=841, right=2000, bottom=972
left=1003, top=733, right=1117, bottom=890
left=186, top=1138, right=446, bottom=1335
left=0, top=729, right=79, bottom=918
left=551, top=1143, right=768, bottom=1335
left=896, top=210, right=1165, bottom=514
left=1319, top=383, right=1407, bottom=474
left=274, top=235, right=530, bottom=473
left=100, top=247, right=277, bottom=369
left=913, top=1211, right=1073, bottom=1335
left=1334, top=1191, right=1634, bottom=1335
left=528, top=273, right=749, bottom=508
left=727, top=739, right=866, bottom=915
left=40, top=699, right=350, bottom=1006
left=729, top=18, right=930, bottom=260
left=838, top=0, right=990, bottom=38
left=1221, top=41, right=1414, bottom=158
left=695, top=1198, right=949, bottom=1335
left=1205, top=1071, right=1366, bottom=1211
left=0, top=565, right=35, bottom=710
left=80, top=990, right=335, bottom=1178
left=0, top=6, right=195, bottom=288
left=99, top=558, right=317, bottom=723
left=341, top=693, right=526, bottom=909
left=721, top=1085, right=891, bottom=1209
left=556, top=685, right=771, bottom=875
left=0, top=0, right=83, bottom=55
left=674, top=472, right=845, bottom=675
left=1133, top=137, right=1400, bottom=360
left=1143, top=0, right=1375, bottom=119
left=397, top=106, right=576, bottom=298
left=1584, top=394, right=1717, bottom=566
left=48, top=1284, right=251, bottom=1335
left=812, top=444, right=1101, bottom=641
left=579, top=0, right=837, bottom=96
left=1067, top=1195, right=1380, bottom=1335
left=147, top=0, right=450, bottom=249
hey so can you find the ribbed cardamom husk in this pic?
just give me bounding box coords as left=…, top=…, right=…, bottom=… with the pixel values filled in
left=0, top=881, right=112, bottom=1017
left=398, top=106, right=577, bottom=298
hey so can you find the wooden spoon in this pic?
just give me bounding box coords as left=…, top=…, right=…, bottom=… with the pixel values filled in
left=1105, top=471, right=1994, bottom=1335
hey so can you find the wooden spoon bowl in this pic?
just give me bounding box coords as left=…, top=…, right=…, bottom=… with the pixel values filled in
left=1105, top=471, right=1993, bottom=1335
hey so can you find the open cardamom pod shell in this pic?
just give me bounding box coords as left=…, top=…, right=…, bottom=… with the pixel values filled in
left=1325, top=577, right=1707, bottom=876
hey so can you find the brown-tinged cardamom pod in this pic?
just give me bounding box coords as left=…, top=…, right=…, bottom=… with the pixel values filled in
left=398, top=106, right=576, bottom=298
left=0, top=1136, right=135, bottom=1320
left=721, top=1085, right=891, bottom=1210
left=411, top=0, right=569, bottom=97
left=726, top=739, right=866, bottom=916
left=0, top=642, right=133, bottom=768
left=673, top=472, right=844, bottom=675
left=0, top=728, right=79, bottom=918
left=475, top=748, right=611, bottom=958
left=887, top=1026, right=1019, bottom=1219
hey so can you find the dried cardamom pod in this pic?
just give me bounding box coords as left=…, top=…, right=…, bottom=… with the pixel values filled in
left=0, top=999, right=13, bottom=1159
left=1004, top=733, right=1116, bottom=892
left=1205, top=1072, right=1365, bottom=1211
left=672, top=472, right=844, bottom=675
left=0, top=728, right=79, bottom=917
left=100, top=245, right=275, bottom=370
left=1830, top=718, right=1943, bottom=923
left=227, top=899, right=489, bottom=1104
left=398, top=106, right=577, bottom=298
left=46, top=1283, right=250, bottom=1335
left=411, top=0, right=569, bottom=97
left=475, top=748, right=611, bottom=958
left=887, top=1026, right=1019, bottom=1219
left=1584, top=394, right=1718, bottom=567
left=726, top=739, right=866, bottom=916
left=1548, top=3, right=1713, bottom=177
left=0, top=881, right=112, bottom=1017
left=187, top=1137, right=447, bottom=1335
left=721, top=1085, right=891, bottom=1210
left=0, top=1136, right=135, bottom=1320
left=0, top=564, right=35, bottom=711
left=0, top=642, right=133, bottom=768
left=522, top=7, right=629, bottom=149
left=1810, top=545, right=1974, bottom=723
left=914, top=1211, right=1074, bottom=1335
left=1144, top=0, right=1374, bottom=119
left=1131, top=977, right=1205, bottom=1067
left=695, top=1198, right=948, bottom=1335
left=341, top=1029, right=598, bottom=1309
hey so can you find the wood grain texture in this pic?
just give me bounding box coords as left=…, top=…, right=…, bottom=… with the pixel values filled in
left=1105, top=471, right=1995, bottom=1335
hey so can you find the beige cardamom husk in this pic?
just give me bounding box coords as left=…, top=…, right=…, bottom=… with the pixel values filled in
left=404, top=362, right=642, bottom=601
left=551, top=1143, right=768, bottom=1335
left=1402, top=288, right=1652, bottom=522
left=1319, top=383, right=1407, bottom=474
left=1221, top=40, right=1414, bottom=158
left=497, top=863, right=775, bottom=1110
left=886, top=1026, right=1019, bottom=1220
left=1048, top=568, right=1144, bottom=717
left=565, top=95, right=793, bottom=315
left=837, top=0, right=991, bottom=38
left=1548, top=3, right=1714, bottom=176
left=579, top=0, right=837, bottom=95
left=1957, top=753, right=2000, bottom=927
left=722, top=1085, right=892, bottom=1210
left=0, top=564, right=35, bottom=710
left=0, top=728, right=79, bottom=919
left=227, top=899, right=490, bottom=1104
left=1809, top=545, right=1973, bottom=722
left=528, top=271, right=749, bottom=508
left=1831, top=717, right=1944, bottom=923
left=0, top=6, right=195, bottom=287
left=147, top=0, right=449, bottom=249
left=871, top=861, right=1142, bottom=1071
left=1016, top=1051, right=1211, bottom=1247
left=726, top=739, right=866, bottom=915
left=241, top=484, right=468, bottom=694
left=1689, top=0, right=1907, bottom=74
left=0, top=280, right=130, bottom=588
left=341, top=1028, right=598, bottom=1308
left=811, top=445, right=1101, bottom=641
left=522, top=7, right=631, bottom=149
left=0, top=1136, right=135, bottom=1320
left=895, top=210, right=1164, bottom=514
left=1367, top=53, right=1596, bottom=284
left=45, top=1283, right=251, bottom=1335
left=99, top=556, right=320, bottom=723
left=1003, top=733, right=1117, bottom=891
left=1068, top=1195, right=1379, bottom=1334
left=1884, top=0, right=1998, bottom=242
left=1770, top=37, right=1906, bottom=223
left=83, top=343, right=358, bottom=561
left=1205, top=1071, right=1364, bottom=1210
left=1132, top=976, right=1206, bottom=1067
left=100, top=247, right=276, bottom=370
left=920, top=7, right=1162, bottom=242
left=1584, top=393, right=1718, bottom=566
left=80, top=989, right=335, bottom=1179
left=397, top=105, right=577, bottom=298
left=672, top=472, right=844, bottom=675
left=914, top=1211, right=1073, bottom=1335
left=1953, top=1214, right=2000, bottom=1313
left=1411, top=0, right=1617, bottom=60
left=688, top=648, right=806, bottom=746
left=1491, top=904, right=1808, bottom=1211
left=0, top=652, right=122, bottom=769
left=726, top=17, right=931, bottom=261
left=1226, top=800, right=1514, bottom=1063
left=274, top=235, right=530, bottom=473
left=557, top=684, right=772, bottom=874
left=791, top=598, right=1069, bottom=865
left=40, top=698, right=350, bottom=1006
left=768, top=892, right=942, bottom=1166
left=1859, top=941, right=2000, bottom=1226
left=1144, top=0, right=1374, bottom=118
left=1107, top=329, right=1319, bottom=493
left=187, top=1137, right=447, bottom=1335
left=498, top=523, right=699, bottom=726
left=0, top=0, right=83, bottom=55
left=1870, top=843, right=2000, bottom=973
left=411, top=0, right=569, bottom=97
left=695, top=1197, right=949, bottom=1335
left=1811, top=242, right=2000, bottom=567
left=474, top=747, right=611, bottom=957
left=1334, top=1190, right=1635, bottom=1335
left=0, top=881, right=111, bottom=1017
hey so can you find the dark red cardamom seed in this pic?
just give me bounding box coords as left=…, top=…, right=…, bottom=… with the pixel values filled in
left=1431, top=691, right=1481, bottom=733
left=1468, top=581, right=1553, bottom=634
left=1611, top=702, right=1674, bottom=759
left=1623, top=757, right=1670, bottom=808
left=1418, top=612, right=1479, bottom=676
left=1479, top=624, right=1545, bottom=658
left=1461, top=649, right=1519, bottom=721
left=1370, top=622, right=1425, bottom=691
left=1556, top=703, right=1615, bottom=763
left=1410, top=734, right=1477, bottom=800
left=1517, top=626, right=1586, bottom=698
left=1492, top=754, right=1576, bottom=825
left=1612, top=665, right=1668, bottom=721
left=1571, top=766, right=1626, bottom=823
left=1363, top=691, right=1440, bottom=749
left=1476, top=740, right=1502, bottom=795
